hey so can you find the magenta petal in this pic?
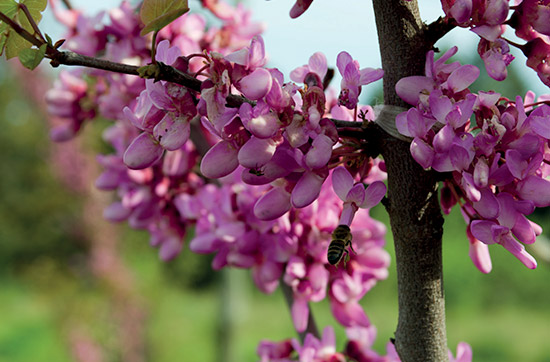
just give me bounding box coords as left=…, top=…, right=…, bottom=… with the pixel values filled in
left=189, top=233, right=219, bottom=253
left=123, top=132, right=164, bottom=170
left=239, top=68, right=272, bottom=100
left=305, top=134, right=333, bottom=169
left=146, top=80, right=174, bottom=110
left=289, top=0, right=313, bottom=18
left=530, top=113, right=550, bottom=139
left=395, top=76, right=435, bottom=105
left=473, top=159, right=489, bottom=188
left=472, top=24, right=501, bottom=42
left=309, top=52, right=327, bottom=78
left=103, top=202, right=131, bottom=222
left=200, top=140, right=239, bottom=178
left=500, top=234, right=537, bottom=269
left=238, top=137, right=276, bottom=168
left=331, top=300, right=370, bottom=328
left=361, top=181, right=387, bottom=209
left=446, top=64, right=480, bottom=92
left=254, top=187, right=291, bottom=220
left=336, top=51, right=353, bottom=75
left=407, top=107, right=432, bottom=138
left=454, top=342, right=473, bottom=362
left=470, top=220, right=497, bottom=245
left=50, top=123, right=77, bottom=142
left=154, top=115, right=190, bottom=151
left=469, top=238, right=492, bottom=274
left=159, top=235, right=182, bottom=261
left=289, top=66, right=308, bottom=83
left=512, top=214, right=536, bottom=244
left=252, top=262, right=282, bottom=294
left=433, top=125, right=455, bottom=153
left=291, top=171, right=325, bottom=208
left=410, top=138, right=434, bottom=169
left=450, top=0, right=472, bottom=23
left=429, top=90, right=453, bottom=123
left=246, top=112, right=280, bottom=139
left=346, top=184, right=366, bottom=206
left=472, top=188, right=499, bottom=219
left=291, top=298, right=309, bottom=333
left=332, top=167, right=354, bottom=201
left=248, top=36, right=266, bottom=68
left=461, top=172, right=481, bottom=202
left=517, top=175, right=550, bottom=207
left=505, top=149, right=526, bottom=179
left=225, top=48, right=248, bottom=66
left=395, top=111, right=411, bottom=137
left=449, top=145, right=472, bottom=171
left=359, top=67, right=384, bottom=85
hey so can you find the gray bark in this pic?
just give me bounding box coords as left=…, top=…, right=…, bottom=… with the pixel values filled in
left=371, top=1, right=449, bottom=360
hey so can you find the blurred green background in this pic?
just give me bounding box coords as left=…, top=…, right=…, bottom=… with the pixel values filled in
left=0, top=51, right=549, bottom=362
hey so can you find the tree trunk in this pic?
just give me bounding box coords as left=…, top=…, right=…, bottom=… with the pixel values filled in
left=371, top=1, right=448, bottom=361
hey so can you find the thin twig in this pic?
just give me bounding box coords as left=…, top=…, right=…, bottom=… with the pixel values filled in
left=19, top=3, right=46, bottom=43
left=424, top=16, right=456, bottom=51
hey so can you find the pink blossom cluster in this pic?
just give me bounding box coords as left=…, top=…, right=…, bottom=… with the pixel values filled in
left=396, top=46, right=550, bottom=272
left=44, top=0, right=392, bottom=342
left=179, top=167, right=389, bottom=333
left=45, top=0, right=265, bottom=259
left=441, top=0, right=550, bottom=86
left=257, top=325, right=472, bottom=362
left=197, top=44, right=383, bottom=221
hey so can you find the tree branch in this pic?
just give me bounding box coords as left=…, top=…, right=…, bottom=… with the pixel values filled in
left=372, top=0, right=448, bottom=361
left=423, top=16, right=456, bottom=51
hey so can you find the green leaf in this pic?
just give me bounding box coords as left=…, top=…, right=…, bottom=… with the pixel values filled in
left=0, top=0, right=18, bottom=18
left=140, top=0, right=189, bottom=36
left=18, top=42, right=45, bottom=69
left=0, top=0, right=47, bottom=59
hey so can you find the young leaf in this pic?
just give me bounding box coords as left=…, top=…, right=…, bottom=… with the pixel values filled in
left=140, top=0, right=189, bottom=36
left=18, top=42, right=45, bottom=69
left=0, top=0, right=47, bottom=59
left=0, top=0, right=18, bottom=18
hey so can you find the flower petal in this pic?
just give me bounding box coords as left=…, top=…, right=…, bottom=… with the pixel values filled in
left=361, top=181, right=387, bottom=209
left=200, top=140, right=239, bottom=178
left=123, top=132, right=164, bottom=169
left=332, top=167, right=354, bottom=201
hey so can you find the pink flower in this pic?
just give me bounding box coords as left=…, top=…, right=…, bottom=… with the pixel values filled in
left=332, top=167, right=386, bottom=226
left=336, top=52, right=383, bottom=109
left=290, top=52, right=328, bottom=85
left=449, top=342, right=473, bottom=362
left=290, top=327, right=346, bottom=362
left=477, top=37, right=514, bottom=81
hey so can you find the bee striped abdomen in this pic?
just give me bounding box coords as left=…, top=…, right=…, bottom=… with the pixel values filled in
left=327, top=225, right=353, bottom=266
left=327, top=239, right=346, bottom=265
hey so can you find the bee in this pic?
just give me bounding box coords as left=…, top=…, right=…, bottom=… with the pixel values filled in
left=327, top=224, right=355, bottom=266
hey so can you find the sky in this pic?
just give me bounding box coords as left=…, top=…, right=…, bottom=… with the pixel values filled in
left=40, top=0, right=547, bottom=99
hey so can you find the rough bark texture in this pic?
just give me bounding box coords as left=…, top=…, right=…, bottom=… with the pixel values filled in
left=371, top=1, right=448, bottom=361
